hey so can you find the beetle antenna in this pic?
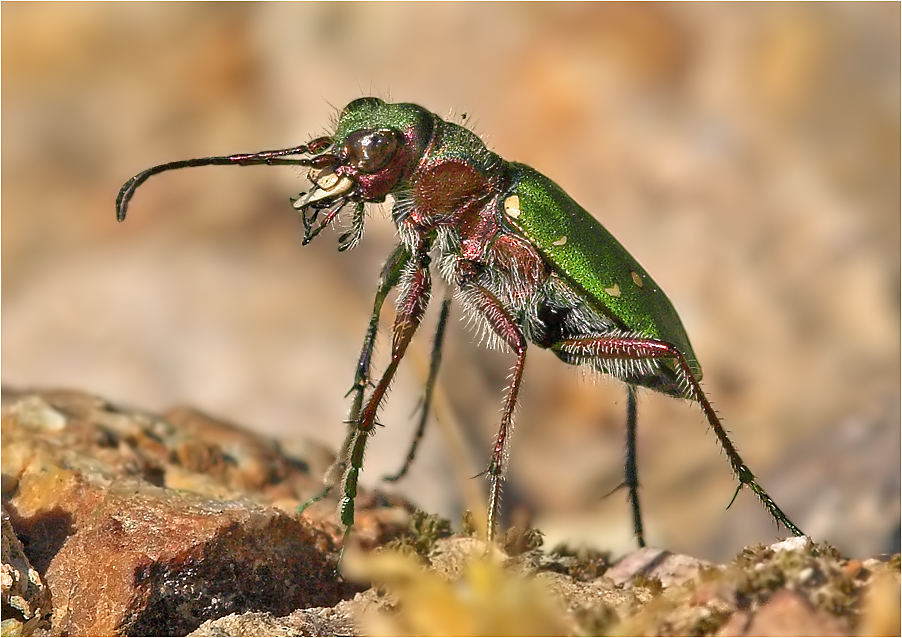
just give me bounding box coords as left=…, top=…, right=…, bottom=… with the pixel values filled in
left=116, top=139, right=333, bottom=222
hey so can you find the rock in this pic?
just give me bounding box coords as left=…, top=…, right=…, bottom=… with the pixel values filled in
left=2, top=508, right=51, bottom=636
left=716, top=589, right=844, bottom=636
left=605, top=546, right=712, bottom=587
left=768, top=535, right=812, bottom=554
left=858, top=569, right=901, bottom=636
left=39, top=498, right=345, bottom=636
left=1, top=389, right=362, bottom=636
left=189, top=595, right=375, bottom=637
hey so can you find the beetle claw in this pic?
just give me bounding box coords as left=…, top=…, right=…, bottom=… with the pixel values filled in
left=725, top=482, right=744, bottom=510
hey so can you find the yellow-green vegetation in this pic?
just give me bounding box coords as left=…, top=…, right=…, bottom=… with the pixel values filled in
left=547, top=544, right=612, bottom=582
left=596, top=540, right=899, bottom=636
left=346, top=533, right=899, bottom=636
left=384, top=510, right=454, bottom=560
left=731, top=542, right=854, bottom=616
left=343, top=542, right=572, bottom=636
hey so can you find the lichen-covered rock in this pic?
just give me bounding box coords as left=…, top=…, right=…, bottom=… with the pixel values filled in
left=2, top=508, right=51, bottom=636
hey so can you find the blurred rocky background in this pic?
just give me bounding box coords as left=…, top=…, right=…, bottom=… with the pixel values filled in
left=3, top=3, right=899, bottom=563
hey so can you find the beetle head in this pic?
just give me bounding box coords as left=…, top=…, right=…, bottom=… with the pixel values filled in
left=115, top=97, right=434, bottom=251
left=296, top=97, right=434, bottom=204
left=291, top=97, right=435, bottom=247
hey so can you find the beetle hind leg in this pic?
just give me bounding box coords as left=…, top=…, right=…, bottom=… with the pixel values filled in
left=458, top=280, right=529, bottom=542
left=602, top=385, right=646, bottom=547
left=551, top=336, right=805, bottom=538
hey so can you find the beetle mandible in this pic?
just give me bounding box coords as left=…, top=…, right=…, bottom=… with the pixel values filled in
left=116, top=97, right=804, bottom=547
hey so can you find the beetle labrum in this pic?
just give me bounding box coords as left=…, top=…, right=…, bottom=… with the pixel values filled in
left=116, top=97, right=804, bottom=547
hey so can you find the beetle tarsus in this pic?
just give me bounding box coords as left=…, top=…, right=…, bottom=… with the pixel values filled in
left=298, top=483, right=335, bottom=514
left=725, top=481, right=744, bottom=510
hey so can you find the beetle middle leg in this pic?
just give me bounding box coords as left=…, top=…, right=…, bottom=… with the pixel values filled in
left=603, top=385, right=646, bottom=546
left=551, top=335, right=805, bottom=537
left=602, top=384, right=645, bottom=546
left=624, top=384, right=646, bottom=546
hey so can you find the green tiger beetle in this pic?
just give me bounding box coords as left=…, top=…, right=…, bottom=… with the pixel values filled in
left=116, top=97, right=804, bottom=551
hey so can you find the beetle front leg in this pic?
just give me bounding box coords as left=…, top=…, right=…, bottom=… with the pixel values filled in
left=346, top=243, right=411, bottom=427
left=459, top=279, right=528, bottom=543
left=383, top=290, right=452, bottom=482
left=552, top=336, right=805, bottom=537
left=338, top=243, right=433, bottom=536
left=298, top=243, right=410, bottom=514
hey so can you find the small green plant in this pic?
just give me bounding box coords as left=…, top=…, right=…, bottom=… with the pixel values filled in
left=385, top=510, right=453, bottom=559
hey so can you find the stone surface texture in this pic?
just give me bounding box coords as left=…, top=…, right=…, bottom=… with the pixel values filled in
left=2, top=507, right=51, bottom=635
left=0, top=389, right=409, bottom=636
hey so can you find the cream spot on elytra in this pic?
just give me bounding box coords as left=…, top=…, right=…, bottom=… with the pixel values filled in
left=631, top=271, right=644, bottom=287
left=604, top=283, right=621, bottom=297
left=552, top=236, right=567, bottom=246
left=504, top=195, right=521, bottom=219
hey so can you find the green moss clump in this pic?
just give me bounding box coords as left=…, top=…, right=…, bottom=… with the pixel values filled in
left=632, top=573, right=665, bottom=596
left=385, top=509, right=453, bottom=559
left=460, top=510, right=479, bottom=537
left=570, top=602, right=620, bottom=636
left=503, top=525, right=545, bottom=555
left=730, top=541, right=859, bottom=625
left=548, top=544, right=612, bottom=581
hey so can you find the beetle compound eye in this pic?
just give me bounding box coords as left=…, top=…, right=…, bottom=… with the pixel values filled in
left=342, top=129, right=399, bottom=173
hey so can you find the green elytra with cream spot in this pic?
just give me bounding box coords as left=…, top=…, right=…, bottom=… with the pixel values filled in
left=115, top=97, right=804, bottom=558
left=501, top=163, right=701, bottom=382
